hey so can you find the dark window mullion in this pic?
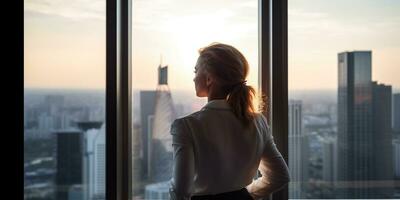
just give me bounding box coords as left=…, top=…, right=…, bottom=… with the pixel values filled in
left=259, top=0, right=273, bottom=199
left=106, top=0, right=132, bottom=199
left=259, top=0, right=271, bottom=124
left=106, top=0, right=117, bottom=199
left=120, top=0, right=132, bottom=199
left=271, top=0, right=289, bottom=199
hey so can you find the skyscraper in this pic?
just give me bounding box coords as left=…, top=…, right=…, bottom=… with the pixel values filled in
left=93, top=125, right=105, bottom=198
left=288, top=100, right=309, bottom=198
left=139, top=90, right=156, bottom=179
left=371, top=82, right=393, bottom=185
left=393, top=93, right=400, bottom=134
left=149, top=65, right=176, bottom=182
left=337, top=51, right=393, bottom=198
left=322, top=137, right=337, bottom=183
left=54, top=130, right=83, bottom=200
left=77, top=121, right=104, bottom=200
left=132, top=124, right=143, bottom=198
left=393, top=139, right=400, bottom=179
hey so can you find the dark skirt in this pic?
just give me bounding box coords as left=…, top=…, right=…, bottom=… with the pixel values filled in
left=191, top=188, right=253, bottom=200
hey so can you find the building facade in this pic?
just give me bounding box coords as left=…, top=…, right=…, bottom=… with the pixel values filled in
left=288, top=100, right=309, bottom=198
left=337, top=51, right=393, bottom=198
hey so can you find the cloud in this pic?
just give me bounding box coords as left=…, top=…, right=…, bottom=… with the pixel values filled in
left=24, top=0, right=105, bottom=20
left=288, top=8, right=400, bottom=44
left=132, top=0, right=257, bottom=33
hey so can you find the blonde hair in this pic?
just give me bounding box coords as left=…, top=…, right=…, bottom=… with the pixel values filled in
left=198, top=42, right=265, bottom=127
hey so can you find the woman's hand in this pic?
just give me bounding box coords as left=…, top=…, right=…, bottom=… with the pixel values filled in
left=245, top=188, right=256, bottom=200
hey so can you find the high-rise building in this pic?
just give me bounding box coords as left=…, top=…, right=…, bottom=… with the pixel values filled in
left=77, top=121, right=103, bottom=200
left=80, top=122, right=105, bottom=200
left=393, top=139, right=400, bottom=179
left=393, top=93, right=400, bottom=134
left=288, top=100, right=309, bottom=198
left=371, top=82, right=393, bottom=184
left=337, top=51, right=373, bottom=197
left=140, top=90, right=156, bottom=179
left=337, top=51, right=393, bottom=198
left=132, top=124, right=143, bottom=197
left=149, top=65, right=176, bottom=182
left=54, top=130, right=83, bottom=200
left=322, top=137, right=337, bottom=182
left=93, top=125, right=105, bottom=198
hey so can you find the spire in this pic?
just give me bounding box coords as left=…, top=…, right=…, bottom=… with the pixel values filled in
left=159, top=54, right=163, bottom=67
left=158, top=54, right=168, bottom=85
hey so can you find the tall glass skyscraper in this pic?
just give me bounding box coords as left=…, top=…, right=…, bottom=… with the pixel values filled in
left=149, top=65, right=176, bottom=182
left=288, top=100, right=309, bottom=198
left=393, top=93, right=400, bottom=133
left=371, top=81, right=393, bottom=186
left=139, top=90, right=157, bottom=180
left=337, top=51, right=393, bottom=198
left=54, top=130, right=84, bottom=200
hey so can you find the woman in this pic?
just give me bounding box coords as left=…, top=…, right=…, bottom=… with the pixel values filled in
left=169, top=43, right=290, bottom=200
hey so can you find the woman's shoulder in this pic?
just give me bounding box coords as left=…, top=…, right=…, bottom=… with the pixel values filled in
left=172, top=110, right=202, bottom=127
left=253, top=112, right=269, bottom=128
left=175, top=110, right=202, bottom=121
left=252, top=112, right=272, bottom=141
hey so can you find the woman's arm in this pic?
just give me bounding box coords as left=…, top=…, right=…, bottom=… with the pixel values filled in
left=246, top=118, right=291, bottom=199
left=169, top=119, right=195, bottom=200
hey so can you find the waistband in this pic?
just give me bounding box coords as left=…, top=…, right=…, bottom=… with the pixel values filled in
left=191, top=188, right=252, bottom=200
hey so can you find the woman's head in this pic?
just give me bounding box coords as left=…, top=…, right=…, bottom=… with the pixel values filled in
left=193, top=42, right=258, bottom=127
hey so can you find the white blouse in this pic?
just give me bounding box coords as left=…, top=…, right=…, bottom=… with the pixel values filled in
left=169, top=99, right=290, bottom=200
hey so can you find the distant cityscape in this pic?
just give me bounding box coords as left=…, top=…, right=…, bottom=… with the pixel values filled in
left=24, top=52, right=400, bottom=199
left=288, top=51, right=400, bottom=199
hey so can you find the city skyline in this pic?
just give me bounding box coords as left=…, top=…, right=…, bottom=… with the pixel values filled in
left=24, top=86, right=400, bottom=199
left=23, top=0, right=400, bottom=198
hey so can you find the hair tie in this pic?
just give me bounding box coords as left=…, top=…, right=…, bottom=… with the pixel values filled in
left=233, top=80, right=247, bottom=88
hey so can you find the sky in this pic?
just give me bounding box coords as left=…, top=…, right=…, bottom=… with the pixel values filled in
left=24, top=0, right=400, bottom=91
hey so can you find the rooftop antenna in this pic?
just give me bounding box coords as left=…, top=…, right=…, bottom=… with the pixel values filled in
left=160, top=54, right=163, bottom=66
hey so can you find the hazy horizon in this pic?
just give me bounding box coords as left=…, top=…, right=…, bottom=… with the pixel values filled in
left=24, top=0, right=400, bottom=90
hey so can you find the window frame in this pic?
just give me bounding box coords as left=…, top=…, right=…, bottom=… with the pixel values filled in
left=106, top=0, right=288, bottom=199
left=106, top=0, right=132, bottom=199
left=259, top=0, right=288, bottom=199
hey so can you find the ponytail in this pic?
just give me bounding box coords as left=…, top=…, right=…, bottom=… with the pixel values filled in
left=227, top=81, right=256, bottom=127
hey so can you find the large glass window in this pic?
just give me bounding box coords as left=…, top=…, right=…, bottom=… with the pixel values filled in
left=24, top=0, right=106, bottom=199
left=131, top=0, right=259, bottom=198
left=288, top=0, right=400, bottom=198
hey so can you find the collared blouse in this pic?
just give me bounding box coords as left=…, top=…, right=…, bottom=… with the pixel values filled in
left=169, top=99, right=290, bottom=200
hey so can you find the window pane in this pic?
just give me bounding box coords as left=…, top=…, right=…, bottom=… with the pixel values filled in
left=288, top=0, right=400, bottom=198
left=24, top=0, right=106, bottom=199
left=131, top=0, right=259, bottom=198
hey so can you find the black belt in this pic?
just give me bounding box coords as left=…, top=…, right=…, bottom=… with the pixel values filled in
left=191, top=188, right=253, bottom=200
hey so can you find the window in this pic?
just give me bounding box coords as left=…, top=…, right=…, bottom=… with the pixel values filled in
left=131, top=0, right=260, bottom=198
left=288, top=0, right=400, bottom=198
left=24, top=0, right=106, bottom=199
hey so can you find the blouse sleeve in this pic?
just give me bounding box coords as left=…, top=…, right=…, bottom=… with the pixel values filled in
left=246, top=115, right=291, bottom=199
left=169, top=118, right=195, bottom=200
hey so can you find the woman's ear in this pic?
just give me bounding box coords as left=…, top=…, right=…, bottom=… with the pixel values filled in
left=205, top=72, right=213, bottom=88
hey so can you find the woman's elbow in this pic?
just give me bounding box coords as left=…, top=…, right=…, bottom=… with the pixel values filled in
left=274, top=175, right=290, bottom=191
left=275, top=171, right=291, bottom=187
left=283, top=174, right=291, bottom=185
left=283, top=169, right=291, bottom=184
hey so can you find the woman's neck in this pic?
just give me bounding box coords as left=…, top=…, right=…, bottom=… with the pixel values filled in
left=207, top=95, right=226, bottom=102
left=207, top=85, right=227, bottom=102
